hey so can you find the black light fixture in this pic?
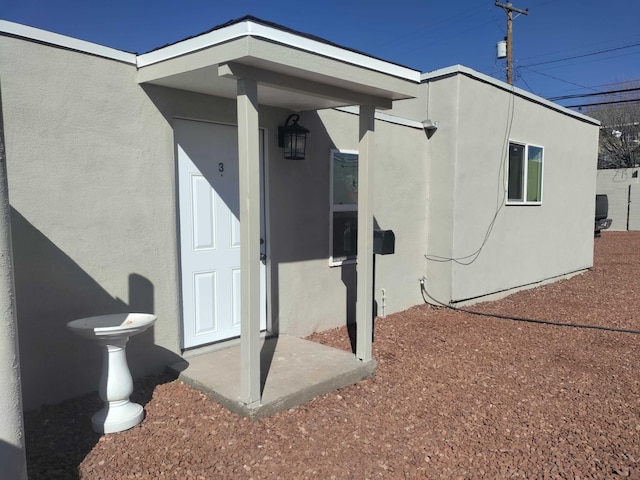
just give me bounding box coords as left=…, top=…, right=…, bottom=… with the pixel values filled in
left=278, top=114, right=309, bottom=160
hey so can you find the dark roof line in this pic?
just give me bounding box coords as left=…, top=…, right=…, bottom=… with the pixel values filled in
left=143, top=14, right=415, bottom=72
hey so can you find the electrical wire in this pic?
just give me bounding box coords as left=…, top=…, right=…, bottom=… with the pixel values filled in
left=548, top=86, right=640, bottom=101
left=424, top=85, right=515, bottom=266
left=589, top=78, right=640, bottom=90
left=566, top=97, right=640, bottom=109
left=520, top=66, right=599, bottom=93
left=520, top=42, right=640, bottom=69
left=516, top=68, right=536, bottom=95
left=520, top=51, right=640, bottom=99
left=419, top=281, right=640, bottom=336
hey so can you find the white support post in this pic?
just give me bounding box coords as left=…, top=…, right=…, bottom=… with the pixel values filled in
left=237, top=78, right=262, bottom=405
left=0, top=86, right=28, bottom=480
left=356, top=104, right=375, bottom=361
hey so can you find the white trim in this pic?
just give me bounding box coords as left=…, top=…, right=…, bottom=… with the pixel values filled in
left=246, top=21, right=418, bottom=81
left=329, top=148, right=359, bottom=267
left=422, top=65, right=600, bottom=126
left=335, top=106, right=424, bottom=129
left=261, top=126, right=272, bottom=336
left=506, top=141, right=544, bottom=206
left=0, top=20, right=136, bottom=64
left=175, top=119, right=269, bottom=348
left=1, top=18, right=420, bottom=83
left=136, top=23, right=250, bottom=68
left=137, top=19, right=420, bottom=81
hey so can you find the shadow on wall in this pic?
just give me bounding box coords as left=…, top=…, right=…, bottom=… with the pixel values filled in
left=267, top=110, right=346, bottom=337
left=341, top=219, right=383, bottom=354
left=0, top=439, right=26, bottom=480
left=11, top=208, right=182, bottom=412
left=268, top=110, right=387, bottom=343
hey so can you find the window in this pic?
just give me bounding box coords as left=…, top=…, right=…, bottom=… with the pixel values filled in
left=507, top=142, right=543, bottom=204
left=330, top=149, right=358, bottom=265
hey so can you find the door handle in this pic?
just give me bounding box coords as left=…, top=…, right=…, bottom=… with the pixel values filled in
left=260, top=238, right=266, bottom=264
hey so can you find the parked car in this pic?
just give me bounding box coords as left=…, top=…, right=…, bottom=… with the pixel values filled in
left=595, top=194, right=612, bottom=236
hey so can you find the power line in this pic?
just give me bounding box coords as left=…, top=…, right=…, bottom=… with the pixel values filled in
left=589, top=78, right=640, bottom=90
left=521, top=65, right=640, bottom=101
left=549, top=86, right=640, bottom=101
left=565, top=98, right=640, bottom=109
left=517, top=70, right=536, bottom=94
left=521, top=42, right=640, bottom=68
left=520, top=66, right=600, bottom=93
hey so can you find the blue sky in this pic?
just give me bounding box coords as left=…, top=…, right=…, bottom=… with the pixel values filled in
left=3, top=0, right=640, bottom=110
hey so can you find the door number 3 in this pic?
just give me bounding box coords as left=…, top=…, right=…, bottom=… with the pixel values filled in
left=218, top=162, right=224, bottom=175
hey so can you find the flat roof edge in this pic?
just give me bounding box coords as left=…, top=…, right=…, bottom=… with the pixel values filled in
left=137, top=19, right=421, bottom=82
left=422, top=65, right=600, bottom=126
left=0, top=20, right=137, bottom=64
left=1, top=18, right=421, bottom=84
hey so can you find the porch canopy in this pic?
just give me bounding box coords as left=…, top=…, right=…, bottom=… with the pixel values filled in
left=136, top=16, right=420, bottom=406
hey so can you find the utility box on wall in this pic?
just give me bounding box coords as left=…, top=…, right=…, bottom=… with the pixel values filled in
left=373, top=229, right=395, bottom=255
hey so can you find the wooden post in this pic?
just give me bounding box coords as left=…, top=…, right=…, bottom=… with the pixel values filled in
left=495, top=1, right=529, bottom=85
left=356, top=105, right=375, bottom=361
left=237, top=77, right=261, bottom=405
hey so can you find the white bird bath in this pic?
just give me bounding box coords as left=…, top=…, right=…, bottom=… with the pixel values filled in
left=66, top=313, right=157, bottom=434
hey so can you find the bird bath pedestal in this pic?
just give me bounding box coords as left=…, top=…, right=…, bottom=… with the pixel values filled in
left=66, top=313, right=157, bottom=434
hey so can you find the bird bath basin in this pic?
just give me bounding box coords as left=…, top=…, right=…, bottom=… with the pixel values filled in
left=67, top=313, right=156, bottom=433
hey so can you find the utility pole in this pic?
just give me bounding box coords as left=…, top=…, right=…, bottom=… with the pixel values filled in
left=495, top=1, right=528, bottom=85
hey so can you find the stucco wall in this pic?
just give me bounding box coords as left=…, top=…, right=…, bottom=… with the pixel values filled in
left=596, top=168, right=640, bottom=231
left=1, top=33, right=429, bottom=408
left=386, top=85, right=428, bottom=123
left=3, top=31, right=598, bottom=409
left=269, top=108, right=428, bottom=336
left=423, top=73, right=599, bottom=303
left=0, top=35, right=189, bottom=409
left=1, top=34, right=304, bottom=409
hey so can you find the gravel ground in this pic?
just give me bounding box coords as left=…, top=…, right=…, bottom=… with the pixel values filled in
left=25, top=231, right=640, bottom=479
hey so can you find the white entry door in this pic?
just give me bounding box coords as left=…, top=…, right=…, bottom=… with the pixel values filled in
left=175, top=119, right=267, bottom=348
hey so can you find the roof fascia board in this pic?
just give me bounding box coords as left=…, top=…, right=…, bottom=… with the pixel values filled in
left=246, top=20, right=419, bottom=82
left=246, top=39, right=418, bottom=100
left=137, top=37, right=250, bottom=84
left=136, top=22, right=250, bottom=69
left=138, top=36, right=418, bottom=101
left=0, top=20, right=136, bottom=64
left=137, top=19, right=420, bottom=82
left=422, top=65, right=600, bottom=126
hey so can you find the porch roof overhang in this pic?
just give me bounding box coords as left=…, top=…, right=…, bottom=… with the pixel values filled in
left=136, top=16, right=420, bottom=111
left=135, top=16, right=417, bottom=408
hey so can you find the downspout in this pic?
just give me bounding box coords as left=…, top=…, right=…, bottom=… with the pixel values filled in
left=0, top=81, right=28, bottom=479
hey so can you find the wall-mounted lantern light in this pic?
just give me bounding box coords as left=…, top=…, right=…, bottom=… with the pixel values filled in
left=422, top=119, right=438, bottom=131
left=278, top=114, right=309, bottom=160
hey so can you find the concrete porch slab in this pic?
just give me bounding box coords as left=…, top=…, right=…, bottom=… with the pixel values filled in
left=169, top=335, right=376, bottom=419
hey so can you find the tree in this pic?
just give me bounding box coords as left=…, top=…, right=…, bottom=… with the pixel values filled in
left=584, top=84, right=640, bottom=169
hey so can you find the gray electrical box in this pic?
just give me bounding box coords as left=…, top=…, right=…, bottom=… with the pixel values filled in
left=373, top=229, right=395, bottom=255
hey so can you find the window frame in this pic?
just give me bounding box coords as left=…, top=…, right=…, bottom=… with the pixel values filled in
left=506, top=141, right=544, bottom=206
left=329, top=148, right=359, bottom=266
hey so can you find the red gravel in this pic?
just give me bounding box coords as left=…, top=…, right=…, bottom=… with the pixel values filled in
left=25, top=232, right=640, bottom=479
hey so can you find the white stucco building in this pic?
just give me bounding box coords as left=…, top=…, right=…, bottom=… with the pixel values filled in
left=0, top=16, right=599, bottom=414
